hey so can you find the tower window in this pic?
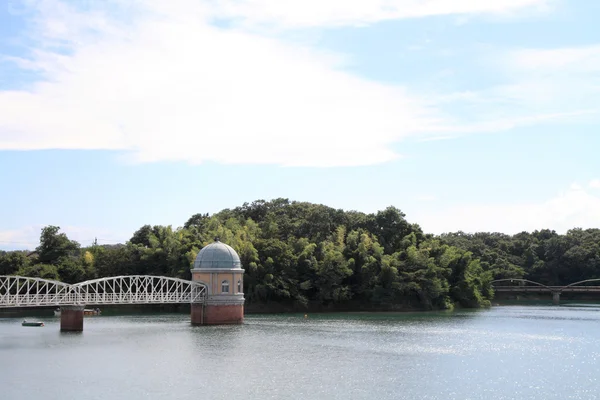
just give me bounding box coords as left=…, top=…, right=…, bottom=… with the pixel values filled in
left=237, top=279, right=242, bottom=293
left=221, top=280, right=230, bottom=293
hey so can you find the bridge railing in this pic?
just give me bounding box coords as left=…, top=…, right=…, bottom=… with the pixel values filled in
left=75, top=292, right=203, bottom=305
left=0, top=293, right=81, bottom=307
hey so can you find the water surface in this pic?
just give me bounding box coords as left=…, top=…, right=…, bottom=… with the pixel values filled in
left=1, top=305, right=599, bottom=400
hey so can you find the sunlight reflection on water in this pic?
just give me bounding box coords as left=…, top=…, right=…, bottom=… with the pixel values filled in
left=1, top=306, right=599, bottom=399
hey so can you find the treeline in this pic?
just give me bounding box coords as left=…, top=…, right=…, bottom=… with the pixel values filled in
left=440, top=228, right=600, bottom=286
left=1, top=199, right=597, bottom=311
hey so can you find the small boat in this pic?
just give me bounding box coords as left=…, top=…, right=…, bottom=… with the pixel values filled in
left=22, top=320, right=44, bottom=327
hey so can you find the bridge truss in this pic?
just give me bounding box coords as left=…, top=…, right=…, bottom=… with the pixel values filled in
left=73, top=276, right=206, bottom=305
left=0, top=275, right=206, bottom=308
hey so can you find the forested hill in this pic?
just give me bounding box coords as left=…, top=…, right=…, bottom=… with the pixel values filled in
left=1, top=199, right=599, bottom=311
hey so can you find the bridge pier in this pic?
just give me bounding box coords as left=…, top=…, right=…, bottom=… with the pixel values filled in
left=191, top=302, right=244, bottom=325
left=191, top=303, right=204, bottom=325
left=552, top=292, right=561, bottom=305
left=60, top=305, right=84, bottom=332
left=203, top=303, right=244, bottom=325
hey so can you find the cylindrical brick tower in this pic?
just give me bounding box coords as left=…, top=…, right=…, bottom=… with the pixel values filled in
left=190, top=238, right=245, bottom=325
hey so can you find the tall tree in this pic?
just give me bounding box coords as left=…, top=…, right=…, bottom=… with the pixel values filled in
left=36, top=226, right=80, bottom=265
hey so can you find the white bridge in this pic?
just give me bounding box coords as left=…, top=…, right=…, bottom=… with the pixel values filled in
left=0, top=275, right=207, bottom=308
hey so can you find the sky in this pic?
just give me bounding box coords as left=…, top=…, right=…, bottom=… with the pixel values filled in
left=0, top=0, right=598, bottom=250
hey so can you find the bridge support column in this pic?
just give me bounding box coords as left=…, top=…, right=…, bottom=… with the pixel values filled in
left=191, top=303, right=244, bottom=325
left=552, top=292, right=561, bottom=305
left=61, top=305, right=84, bottom=332
left=191, top=303, right=204, bottom=325
left=202, top=304, right=244, bottom=325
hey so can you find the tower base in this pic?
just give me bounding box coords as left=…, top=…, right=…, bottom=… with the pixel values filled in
left=191, top=303, right=243, bottom=325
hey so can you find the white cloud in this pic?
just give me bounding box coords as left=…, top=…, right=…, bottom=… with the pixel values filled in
left=0, top=0, right=575, bottom=168
left=590, top=179, right=600, bottom=189
left=417, top=184, right=600, bottom=235
left=0, top=227, right=41, bottom=250
left=509, top=45, right=600, bottom=72
left=0, top=225, right=129, bottom=251
left=0, top=0, right=451, bottom=167
left=210, top=0, right=552, bottom=29
left=438, top=44, right=600, bottom=130
left=492, top=45, right=600, bottom=116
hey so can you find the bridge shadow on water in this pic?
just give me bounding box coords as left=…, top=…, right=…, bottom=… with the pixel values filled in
left=0, top=303, right=191, bottom=319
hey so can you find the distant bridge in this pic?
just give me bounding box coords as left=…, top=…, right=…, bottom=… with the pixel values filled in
left=492, top=279, right=600, bottom=304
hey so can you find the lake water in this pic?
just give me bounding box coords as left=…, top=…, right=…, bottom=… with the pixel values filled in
left=1, top=305, right=600, bottom=400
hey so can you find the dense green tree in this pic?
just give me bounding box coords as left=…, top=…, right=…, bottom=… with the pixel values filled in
left=10, top=200, right=600, bottom=312
left=374, top=206, right=412, bottom=254
left=16, top=263, right=61, bottom=281
left=36, top=226, right=80, bottom=265
left=0, top=251, right=30, bottom=275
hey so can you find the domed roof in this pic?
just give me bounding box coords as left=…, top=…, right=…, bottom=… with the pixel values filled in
left=193, top=239, right=242, bottom=270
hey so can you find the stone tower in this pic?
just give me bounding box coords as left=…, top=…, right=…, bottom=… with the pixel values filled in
left=190, top=239, right=245, bottom=325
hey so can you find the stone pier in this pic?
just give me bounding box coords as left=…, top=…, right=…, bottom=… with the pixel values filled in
left=191, top=302, right=244, bottom=325
left=191, top=303, right=204, bottom=325
left=60, top=305, right=84, bottom=332
left=552, top=292, right=561, bottom=305
left=204, top=303, right=243, bottom=325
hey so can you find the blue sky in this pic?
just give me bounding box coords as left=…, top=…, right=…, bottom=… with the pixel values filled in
left=1, top=0, right=599, bottom=250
